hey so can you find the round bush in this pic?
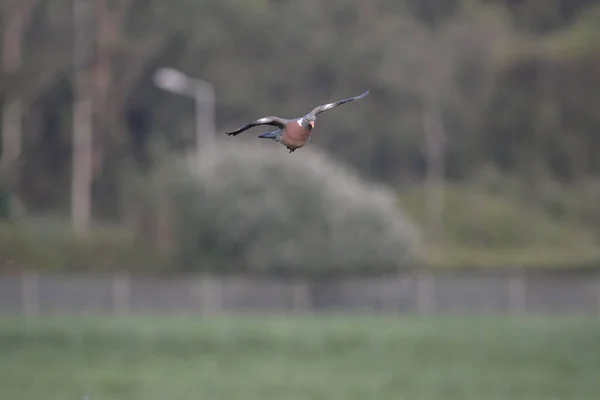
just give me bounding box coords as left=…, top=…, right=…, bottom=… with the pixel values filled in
left=130, top=141, right=421, bottom=273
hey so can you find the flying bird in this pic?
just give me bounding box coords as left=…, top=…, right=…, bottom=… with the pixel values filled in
left=225, top=89, right=370, bottom=153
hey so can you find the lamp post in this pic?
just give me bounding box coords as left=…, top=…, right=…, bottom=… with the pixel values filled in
left=153, top=67, right=216, bottom=166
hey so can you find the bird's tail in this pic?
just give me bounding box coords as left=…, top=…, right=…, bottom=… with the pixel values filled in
left=258, top=130, right=279, bottom=140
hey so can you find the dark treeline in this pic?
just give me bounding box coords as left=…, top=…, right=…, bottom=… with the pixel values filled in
left=1, top=0, right=600, bottom=271
left=1, top=0, right=598, bottom=212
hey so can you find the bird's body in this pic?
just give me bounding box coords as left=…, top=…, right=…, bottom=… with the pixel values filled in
left=225, top=90, right=369, bottom=153
left=258, top=119, right=313, bottom=151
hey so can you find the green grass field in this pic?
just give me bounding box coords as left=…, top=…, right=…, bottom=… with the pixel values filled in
left=1, top=315, right=599, bottom=400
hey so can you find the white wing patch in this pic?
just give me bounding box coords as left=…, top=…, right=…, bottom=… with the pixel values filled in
left=322, top=103, right=335, bottom=111
left=297, top=119, right=303, bottom=126
left=257, top=118, right=271, bottom=123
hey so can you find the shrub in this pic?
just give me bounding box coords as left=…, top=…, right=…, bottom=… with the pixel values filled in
left=0, top=216, right=162, bottom=272
left=126, top=141, right=421, bottom=274
left=398, top=178, right=600, bottom=268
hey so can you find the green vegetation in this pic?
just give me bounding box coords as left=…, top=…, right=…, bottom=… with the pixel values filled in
left=3, top=0, right=600, bottom=272
left=0, top=217, right=163, bottom=272
left=124, top=142, right=420, bottom=272
left=4, top=174, right=600, bottom=271
left=3, top=169, right=600, bottom=271
left=1, top=315, right=599, bottom=400
left=399, top=181, right=600, bottom=267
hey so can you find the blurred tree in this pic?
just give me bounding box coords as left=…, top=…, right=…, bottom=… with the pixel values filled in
left=0, top=0, right=38, bottom=219
left=1, top=0, right=600, bottom=270
left=485, top=3, right=600, bottom=184
left=4, top=0, right=600, bottom=207
left=488, top=0, right=595, bottom=32
left=376, top=1, right=513, bottom=245
left=2, top=0, right=72, bottom=216
left=123, top=141, right=421, bottom=273
left=71, top=0, right=94, bottom=236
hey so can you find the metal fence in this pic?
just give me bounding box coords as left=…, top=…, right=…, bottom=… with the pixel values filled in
left=1, top=270, right=600, bottom=315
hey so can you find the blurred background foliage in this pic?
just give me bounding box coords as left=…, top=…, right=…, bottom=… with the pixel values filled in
left=1, top=0, right=600, bottom=272
left=123, top=142, right=420, bottom=274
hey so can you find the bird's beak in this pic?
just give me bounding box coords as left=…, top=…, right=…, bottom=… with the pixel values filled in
left=310, top=121, right=315, bottom=128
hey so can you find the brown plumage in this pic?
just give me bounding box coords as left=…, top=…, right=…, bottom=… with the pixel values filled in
left=280, top=120, right=314, bottom=150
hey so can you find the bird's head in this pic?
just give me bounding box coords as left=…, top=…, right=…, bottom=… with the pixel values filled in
left=300, top=115, right=316, bottom=130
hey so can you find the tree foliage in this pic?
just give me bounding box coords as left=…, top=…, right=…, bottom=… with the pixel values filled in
left=123, top=141, right=421, bottom=273
left=1, top=0, right=600, bottom=269
left=0, top=0, right=596, bottom=200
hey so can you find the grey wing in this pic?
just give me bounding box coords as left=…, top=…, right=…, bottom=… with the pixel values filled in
left=308, top=89, right=370, bottom=116
left=225, top=116, right=288, bottom=136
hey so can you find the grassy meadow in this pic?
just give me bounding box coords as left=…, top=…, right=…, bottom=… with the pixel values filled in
left=1, top=315, right=599, bottom=400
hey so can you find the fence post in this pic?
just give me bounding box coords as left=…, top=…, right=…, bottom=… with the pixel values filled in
left=199, top=275, right=222, bottom=314
left=21, top=272, right=39, bottom=316
left=291, top=279, right=311, bottom=312
left=112, top=272, right=131, bottom=315
left=597, top=274, right=600, bottom=315
left=508, top=267, right=526, bottom=314
left=416, top=270, right=435, bottom=314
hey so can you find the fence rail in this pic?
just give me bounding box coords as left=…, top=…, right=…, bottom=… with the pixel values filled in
left=1, top=270, right=600, bottom=315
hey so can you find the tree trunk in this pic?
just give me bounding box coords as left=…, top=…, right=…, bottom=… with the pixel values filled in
left=1, top=0, right=37, bottom=188
left=0, top=101, right=22, bottom=177
left=71, top=97, right=93, bottom=235
left=92, top=0, right=132, bottom=177
left=71, top=0, right=94, bottom=236
left=422, top=100, right=446, bottom=246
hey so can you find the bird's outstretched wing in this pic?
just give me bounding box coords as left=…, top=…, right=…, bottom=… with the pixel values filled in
left=225, top=116, right=288, bottom=136
left=308, top=89, right=370, bottom=116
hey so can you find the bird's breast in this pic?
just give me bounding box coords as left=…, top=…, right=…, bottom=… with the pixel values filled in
left=282, top=124, right=311, bottom=147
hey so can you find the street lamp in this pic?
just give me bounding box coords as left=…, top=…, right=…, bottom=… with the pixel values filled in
left=153, top=67, right=216, bottom=166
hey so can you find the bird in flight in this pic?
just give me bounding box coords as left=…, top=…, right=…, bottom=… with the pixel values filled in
left=225, top=89, right=370, bottom=153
